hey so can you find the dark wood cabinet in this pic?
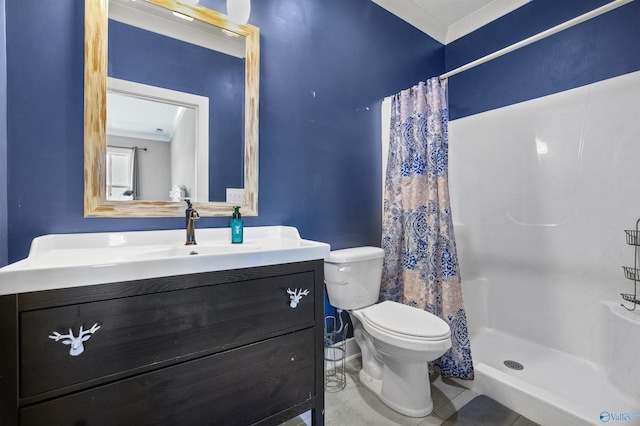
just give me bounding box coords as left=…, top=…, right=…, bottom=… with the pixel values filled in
left=0, top=260, right=325, bottom=425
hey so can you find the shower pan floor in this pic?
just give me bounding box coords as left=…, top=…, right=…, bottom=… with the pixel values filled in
left=456, top=328, right=639, bottom=426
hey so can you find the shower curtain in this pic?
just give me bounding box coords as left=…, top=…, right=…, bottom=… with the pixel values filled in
left=380, top=78, right=474, bottom=379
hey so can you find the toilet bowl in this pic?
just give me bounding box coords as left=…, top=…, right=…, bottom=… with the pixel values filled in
left=324, top=247, right=452, bottom=417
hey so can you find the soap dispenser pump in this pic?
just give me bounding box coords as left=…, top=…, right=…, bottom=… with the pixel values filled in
left=230, top=206, right=243, bottom=244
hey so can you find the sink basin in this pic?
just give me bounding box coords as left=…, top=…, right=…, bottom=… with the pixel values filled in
left=128, top=242, right=259, bottom=261
left=0, top=226, right=330, bottom=295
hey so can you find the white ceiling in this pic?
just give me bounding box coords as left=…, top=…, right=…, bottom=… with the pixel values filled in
left=372, top=0, right=531, bottom=44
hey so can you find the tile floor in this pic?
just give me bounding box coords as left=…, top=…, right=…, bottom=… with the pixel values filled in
left=284, top=357, right=538, bottom=426
left=323, top=357, right=476, bottom=425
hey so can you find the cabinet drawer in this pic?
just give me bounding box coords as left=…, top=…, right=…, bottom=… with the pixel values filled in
left=21, top=328, right=316, bottom=426
left=20, top=272, right=315, bottom=398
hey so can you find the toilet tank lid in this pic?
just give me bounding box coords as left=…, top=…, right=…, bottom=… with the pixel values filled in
left=325, top=246, right=384, bottom=263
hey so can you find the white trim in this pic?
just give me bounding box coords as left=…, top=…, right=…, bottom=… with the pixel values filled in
left=324, top=337, right=361, bottom=374
left=344, top=337, right=362, bottom=362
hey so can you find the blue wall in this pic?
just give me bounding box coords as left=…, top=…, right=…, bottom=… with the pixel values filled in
left=4, top=0, right=442, bottom=264
left=7, top=0, right=636, bottom=266
left=446, top=0, right=640, bottom=120
left=0, top=0, right=7, bottom=266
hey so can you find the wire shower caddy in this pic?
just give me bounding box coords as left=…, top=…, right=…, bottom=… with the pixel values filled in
left=621, top=217, right=640, bottom=311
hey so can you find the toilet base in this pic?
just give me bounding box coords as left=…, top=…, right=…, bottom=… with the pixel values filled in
left=358, top=358, right=434, bottom=418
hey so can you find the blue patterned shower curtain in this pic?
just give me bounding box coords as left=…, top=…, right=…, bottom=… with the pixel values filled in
left=380, top=78, right=474, bottom=379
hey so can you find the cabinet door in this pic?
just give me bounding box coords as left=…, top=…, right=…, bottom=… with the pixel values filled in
left=20, top=329, right=316, bottom=426
left=20, top=272, right=315, bottom=398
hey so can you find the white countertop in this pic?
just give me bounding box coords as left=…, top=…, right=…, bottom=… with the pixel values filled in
left=0, top=226, right=330, bottom=295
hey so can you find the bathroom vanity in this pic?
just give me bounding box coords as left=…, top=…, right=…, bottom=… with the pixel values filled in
left=0, top=227, right=330, bottom=425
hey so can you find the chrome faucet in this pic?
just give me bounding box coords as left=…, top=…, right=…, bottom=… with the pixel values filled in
left=185, top=199, right=199, bottom=245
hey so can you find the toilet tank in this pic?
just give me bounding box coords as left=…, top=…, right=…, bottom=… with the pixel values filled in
left=324, top=247, right=384, bottom=310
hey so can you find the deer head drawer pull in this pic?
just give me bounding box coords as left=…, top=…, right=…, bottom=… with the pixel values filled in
left=48, top=323, right=101, bottom=356
left=287, top=288, right=309, bottom=308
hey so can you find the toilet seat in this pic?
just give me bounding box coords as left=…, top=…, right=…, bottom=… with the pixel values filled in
left=359, top=301, right=450, bottom=341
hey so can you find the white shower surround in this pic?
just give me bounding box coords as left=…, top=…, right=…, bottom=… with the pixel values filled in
left=448, top=70, right=640, bottom=425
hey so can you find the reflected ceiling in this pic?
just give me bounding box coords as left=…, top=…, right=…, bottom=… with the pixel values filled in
left=107, top=93, right=184, bottom=142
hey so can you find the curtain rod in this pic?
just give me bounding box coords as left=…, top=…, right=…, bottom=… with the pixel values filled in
left=107, top=145, right=148, bottom=151
left=439, top=0, right=634, bottom=80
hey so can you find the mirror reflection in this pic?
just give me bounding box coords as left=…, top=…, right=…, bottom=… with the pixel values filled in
left=84, top=0, right=259, bottom=217
left=106, top=81, right=202, bottom=201
left=108, top=0, right=244, bottom=202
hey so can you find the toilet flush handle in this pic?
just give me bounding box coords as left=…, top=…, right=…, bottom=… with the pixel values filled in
left=324, top=265, right=351, bottom=285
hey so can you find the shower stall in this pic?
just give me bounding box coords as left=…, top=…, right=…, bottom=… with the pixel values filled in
left=448, top=70, right=640, bottom=426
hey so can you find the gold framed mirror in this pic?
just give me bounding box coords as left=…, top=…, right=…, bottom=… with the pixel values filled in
left=84, top=0, right=259, bottom=217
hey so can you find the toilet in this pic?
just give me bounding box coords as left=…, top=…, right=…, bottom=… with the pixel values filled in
left=324, top=247, right=452, bottom=417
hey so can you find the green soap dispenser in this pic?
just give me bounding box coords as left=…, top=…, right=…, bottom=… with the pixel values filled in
left=230, top=206, right=243, bottom=244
